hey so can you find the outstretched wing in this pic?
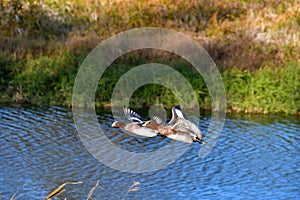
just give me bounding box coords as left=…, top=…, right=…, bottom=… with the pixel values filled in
left=148, top=104, right=167, bottom=124
left=172, top=118, right=203, bottom=139
left=123, top=107, right=145, bottom=124
left=168, top=105, right=185, bottom=125
left=152, top=115, right=164, bottom=124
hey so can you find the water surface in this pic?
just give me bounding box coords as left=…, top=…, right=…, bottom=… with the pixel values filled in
left=0, top=105, right=299, bottom=199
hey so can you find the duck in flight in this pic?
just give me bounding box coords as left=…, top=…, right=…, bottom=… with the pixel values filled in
left=111, top=107, right=158, bottom=137
left=143, top=105, right=205, bottom=144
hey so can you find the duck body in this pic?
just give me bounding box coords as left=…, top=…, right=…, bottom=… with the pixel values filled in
left=143, top=120, right=176, bottom=136
left=111, top=121, right=157, bottom=137
left=167, top=132, right=194, bottom=143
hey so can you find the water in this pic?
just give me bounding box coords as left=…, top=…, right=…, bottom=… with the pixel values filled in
left=0, top=105, right=299, bottom=199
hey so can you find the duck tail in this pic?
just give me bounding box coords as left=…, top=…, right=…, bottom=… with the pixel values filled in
left=194, top=136, right=205, bottom=144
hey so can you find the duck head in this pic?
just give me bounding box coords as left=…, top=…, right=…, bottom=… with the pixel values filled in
left=143, top=120, right=160, bottom=130
left=111, top=121, right=119, bottom=128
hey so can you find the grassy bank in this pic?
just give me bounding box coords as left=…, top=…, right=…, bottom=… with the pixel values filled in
left=0, top=0, right=299, bottom=114
left=1, top=53, right=299, bottom=114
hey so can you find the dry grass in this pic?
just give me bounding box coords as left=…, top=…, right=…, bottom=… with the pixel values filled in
left=3, top=180, right=140, bottom=199
left=122, top=181, right=140, bottom=200
left=9, top=185, right=25, bottom=200
left=86, top=180, right=103, bottom=200
left=0, top=0, right=299, bottom=69
left=43, top=181, right=83, bottom=200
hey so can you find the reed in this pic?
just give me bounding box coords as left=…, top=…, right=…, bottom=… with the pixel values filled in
left=122, top=181, right=140, bottom=200
left=9, top=185, right=25, bottom=200
left=86, top=180, right=103, bottom=200
left=43, top=181, right=83, bottom=200
left=38, top=180, right=137, bottom=199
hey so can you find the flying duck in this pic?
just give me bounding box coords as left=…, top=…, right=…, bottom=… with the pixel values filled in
left=111, top=107, right=158, bottom=137
left=144, top=105, right=204, bottom=144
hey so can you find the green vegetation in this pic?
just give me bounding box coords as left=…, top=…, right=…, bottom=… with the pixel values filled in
left=0, top=0, right=299, bottom=114
left=223, top=62, right=300, bottom=114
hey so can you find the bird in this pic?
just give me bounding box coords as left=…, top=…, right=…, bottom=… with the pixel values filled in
left=143, top=105, right=204, bottom=144
left=111, top=107, right=158, bottom=137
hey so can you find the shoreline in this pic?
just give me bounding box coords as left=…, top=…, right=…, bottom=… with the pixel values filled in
left=1, top=98, right=299, bottom=115
left=1, top=60, right=299, bottom=115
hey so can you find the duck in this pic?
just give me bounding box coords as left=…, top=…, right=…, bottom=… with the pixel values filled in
left=111, top=107, right=158, bottom=137
left=143, top=105, right=204, bottom=144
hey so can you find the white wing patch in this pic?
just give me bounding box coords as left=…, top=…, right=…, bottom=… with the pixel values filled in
left=174, top=108, right=185, bottom=119
left=123, top=107, right=144, bottom=124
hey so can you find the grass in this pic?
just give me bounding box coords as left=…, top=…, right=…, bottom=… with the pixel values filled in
left=43, top=181, right=83, bottom=200
left=1, top=0, right=299, bottom=66
left=224, top=62, right=300, bottom=114
left=1, top=52, right=299, bottom=114
left=9, top=180, right=139, bottom=199
left=0, top=0, right=299, bottom=114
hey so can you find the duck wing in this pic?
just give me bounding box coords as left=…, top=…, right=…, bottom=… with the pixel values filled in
left=170, top=115, right=190, bottom=131
left=123, top=107, right=145, bottom=124
left=149, top=105, right=167, bottom=124
left=172, top=118, right=203, bottom=140
left=167, top=132, right=193, bottom=143
left=152, top=115, right=164, bottom=124
left=168, top=105, right=185, bottom=125
left=124, top=123, right=158, bottom=137
left=186, top=120, right=203, bottom=139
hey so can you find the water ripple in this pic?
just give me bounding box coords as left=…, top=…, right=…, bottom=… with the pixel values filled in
left=0, top=106, right=299, bottom=199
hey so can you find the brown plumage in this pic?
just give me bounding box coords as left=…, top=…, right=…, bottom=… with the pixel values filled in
left=143, top=105, right=205, bottom=144
left=111, top=121, right=158, bottom=137
left=143, top=120, right=176, bottom=136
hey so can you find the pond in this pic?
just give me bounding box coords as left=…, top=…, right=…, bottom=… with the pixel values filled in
left=0, top=105, right=299, bottom=199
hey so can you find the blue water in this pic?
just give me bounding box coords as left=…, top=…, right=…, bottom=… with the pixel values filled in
left=0, top=105, right=299, bottom=199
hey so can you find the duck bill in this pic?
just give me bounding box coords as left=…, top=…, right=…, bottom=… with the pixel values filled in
left=199, top=140, right=206, bottom=144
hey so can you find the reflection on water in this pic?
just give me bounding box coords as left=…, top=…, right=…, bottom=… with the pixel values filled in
left=0, top=105, right=299, bottom=199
